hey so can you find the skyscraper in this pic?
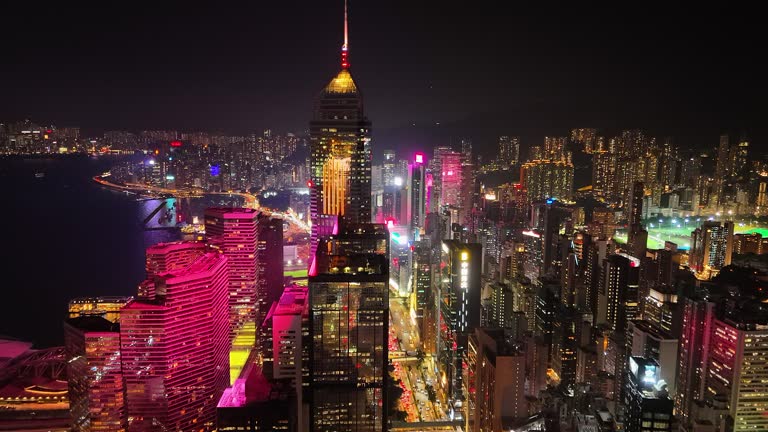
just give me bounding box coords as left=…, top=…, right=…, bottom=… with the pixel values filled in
left=308, top=9, right=372, bottom=259
left=308, top=222, right=389, bottom=432
left=204, top=208, right=259, bottom=341
left=689, top=220, right=734, bottom=278
left=498, top=135, right=520, bottom=167
left=438, top=240, right=482, bottom=404
left=64, top=316, right=126, bottom=432
left=257, top=213, right=284, bottom=327
left=409, top=152, right=426, bottom=234
left=624, top=357, right=673, bottom=432
left=520, top=154, right=574, bottom=202
left=675, top=296, right=715, bottom=425
left=121, top=251, right=230, bottom=432
left=599, top=253, right=640, bottom=333
left=708, top=318, right=768, bottom=432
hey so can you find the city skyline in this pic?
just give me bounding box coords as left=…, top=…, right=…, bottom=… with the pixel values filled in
left=1, top=4, right=766, bottom=152
left=5, top=3, right=768, bottom=432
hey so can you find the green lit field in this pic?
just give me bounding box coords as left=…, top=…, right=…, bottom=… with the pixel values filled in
left=615, top=218, right=768, bottom=251
left=284, top=268, right=308, bottom=278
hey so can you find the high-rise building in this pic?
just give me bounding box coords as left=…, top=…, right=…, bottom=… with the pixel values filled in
left=308, top=19, right=372, bottom=259
left=257, top=213, right=284, bottom=326
left=624, top=357, right=673, bottom=432
left=205, top=208, right=259, bottom=340
left=64, top=316, right=126, bottom=432
left=520, top=159, right=574, bottom=202
left=498, top=135, right=520, bottom=167
left=707, top=318, right=768, bottom=432
left=437, top=148, right=465, bottom=210
left=121, top=251, right=230, bottom=431
left=143, top=241, right=207, bottom=299
left=466, top=328, right=527, bottom=432
left=627, top=320, right=679, bottom=398
left=413, top=240, right=431, bottom=343
left=689, top=220, right=734, bottom=278
left=438, top=240, right=482, bottom=403
left=676, top=296, right=715, bottom=425
left=409, top=152, right=427, bottom=234
left=308, top=222, right=389, bottom=432
left=598, top=253, right=640, bottom=333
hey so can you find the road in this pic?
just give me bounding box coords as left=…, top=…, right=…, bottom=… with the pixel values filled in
left=389, top=294, right=450, bottom=425
left=94, top=174, right=311, bottom=235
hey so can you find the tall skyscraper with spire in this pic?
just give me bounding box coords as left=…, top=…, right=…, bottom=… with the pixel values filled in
left=308, top=0, right=372, bottom=262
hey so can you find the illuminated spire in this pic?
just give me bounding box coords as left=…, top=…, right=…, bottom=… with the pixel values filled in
left=341, top=0, right=349, bottom=69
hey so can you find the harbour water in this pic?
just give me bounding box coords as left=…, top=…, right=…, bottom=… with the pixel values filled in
left=0, top=155, right=243, bottom=347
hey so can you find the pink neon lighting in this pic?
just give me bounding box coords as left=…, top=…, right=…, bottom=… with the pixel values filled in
left=415, top=153, right=424, bottom=164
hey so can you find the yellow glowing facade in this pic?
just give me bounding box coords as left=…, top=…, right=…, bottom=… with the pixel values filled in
left=322, top=156, right=351, bottom=215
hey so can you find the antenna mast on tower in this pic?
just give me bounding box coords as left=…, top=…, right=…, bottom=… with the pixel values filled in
left=341, top=0, right=349, bottom=69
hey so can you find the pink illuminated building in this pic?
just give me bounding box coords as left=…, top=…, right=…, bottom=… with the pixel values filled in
left=439, top=149, right=464, bottom=209
left=145, top=241, right=206, bottom=278
left=142, top=241, right=206, bottom=299
left=121, top=251, right=230, bottom=432
left=64, top=316, right=126, bottom=432
left=204, top=208, right=259, bottom=341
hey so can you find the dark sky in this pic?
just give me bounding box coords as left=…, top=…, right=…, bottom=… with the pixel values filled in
left=1, top=3, right=765, bottom=155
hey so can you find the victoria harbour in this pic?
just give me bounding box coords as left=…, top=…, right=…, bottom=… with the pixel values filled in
left=0, top=155, right=244, bottom=347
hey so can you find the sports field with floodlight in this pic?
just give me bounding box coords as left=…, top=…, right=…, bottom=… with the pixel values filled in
left=614, top=217, right=768, bottom=250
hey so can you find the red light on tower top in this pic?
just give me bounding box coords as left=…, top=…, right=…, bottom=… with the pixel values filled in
left=170, top=140, right=182, bottom=148
left=341, top=0, right=350, bottom=69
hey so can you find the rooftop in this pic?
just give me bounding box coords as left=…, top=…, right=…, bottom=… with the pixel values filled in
left=324, top=69, right=358, bottom=94
left=65, top=315, right=119, bottom=333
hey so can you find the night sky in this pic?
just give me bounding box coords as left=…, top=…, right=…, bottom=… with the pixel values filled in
left=1, top=3, right=764, bottom=156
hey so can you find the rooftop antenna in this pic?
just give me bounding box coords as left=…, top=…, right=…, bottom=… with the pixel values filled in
left=341, top=0, right=349, bottom=69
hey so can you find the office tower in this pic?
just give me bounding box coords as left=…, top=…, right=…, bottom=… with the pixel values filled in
left=257, top=213, right=284, bottom=326
left=627, top=320, right=678, bottom=398
left=308, top=222, right=388, bottom=432
left=733, top=232, right=763, bottom=255
left=520, top=159, right=574, bottom=202
left=624, top=357, right=673, bottom=432
left=64, top=316, right=126, bottom=432
left=689, top=220, right=734, bottom=278
left=489, top=281, right=513, bottom=328
left=599, top=253, right=640, bottom=332
left=642, top=285, right=680, bottom=335
left=436, top=148, right=465, bottom=209
left=256, top=284, right=309, bottom=431
left=715, top=135, right=730, bottom=179
left=121, top=251, right=230, bottom=432
left=68, top=296, right=132, bottom=323
left=628, top=182, right=644, bottom=229
left=675, top=296, right=715, bottom=425
left=731, top=137, right=749, bottom=180
left=499, top=240, right=525, bottom=283
left=205, top=207, right=259, bottom=340
left=466, top=328, right=527, bottom=432
left=308, top=16, right=372, bottom=258
left=498, top=135, right=520, bottom=167
left=590, top=207, right=616, bottom=240
left=531, top=200, right=572, bottom=277
left=217, top=363, right=297, bottom=432
left=438, top=240, right=482, bottom=403
left=707, top=317, right=768, bottom=432
left=409, top=152, right=427, bottom=234
left=551, top=307, right=580, bottom=390
left=145, top=241, right=207, bottom=278
left=413, top=240, right=431, bottom=342
left=382, top=149, right=396, bottom=186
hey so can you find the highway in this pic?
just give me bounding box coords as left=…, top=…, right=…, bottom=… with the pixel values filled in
left=94, top=174, right=311, bottom=234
